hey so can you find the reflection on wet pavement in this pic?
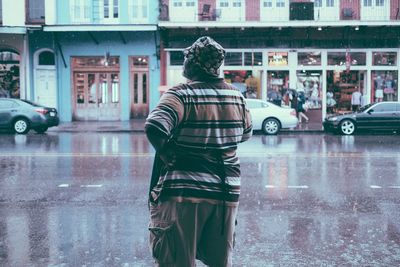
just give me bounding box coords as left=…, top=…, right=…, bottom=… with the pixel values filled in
left=0, top=133, right=400, bottom=266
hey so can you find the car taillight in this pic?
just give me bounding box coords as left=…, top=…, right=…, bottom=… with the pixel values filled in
left=290, top=110, right=297, bottom=116
left=35, top=108, right=48, bottom=115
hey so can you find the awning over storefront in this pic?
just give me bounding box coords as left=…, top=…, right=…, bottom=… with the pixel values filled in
left=43, top=25, right=157, bottom=32
left=0, top=27, right=27, bottom=34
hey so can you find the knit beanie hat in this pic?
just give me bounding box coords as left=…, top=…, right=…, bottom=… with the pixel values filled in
left=183, top=36, right=225, bottom=79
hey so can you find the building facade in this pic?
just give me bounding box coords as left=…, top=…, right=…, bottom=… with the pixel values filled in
left=158, top=0, right=400, bottom=124
left=1, top=0, right=159, bottom=122
left=2, top=0, right=399, bottom=123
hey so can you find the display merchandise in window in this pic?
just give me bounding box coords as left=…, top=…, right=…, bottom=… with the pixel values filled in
left=372, top=71, right=397, bottom=102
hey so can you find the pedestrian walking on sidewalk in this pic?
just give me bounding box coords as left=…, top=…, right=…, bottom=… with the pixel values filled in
left=145, top=36, right=253, bottom=267
left=297, top=92, right=309, bottom=123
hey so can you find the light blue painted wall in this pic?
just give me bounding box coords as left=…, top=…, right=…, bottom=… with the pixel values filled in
left=56, top=0, right=158, bottom=24
left=56, top=31, right=159, bottom=122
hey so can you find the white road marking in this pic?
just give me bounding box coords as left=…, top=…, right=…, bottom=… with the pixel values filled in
left=265, top=185, right=309, bottom=189
left=80, top=184, right=103, bottom=188
left=370, top=185, right=382, bottom=189
left=388, top=186, right=400, bottom=189
left=287, top=185, right=309, bottom=189
left=58, top=184, right=70, bottom=188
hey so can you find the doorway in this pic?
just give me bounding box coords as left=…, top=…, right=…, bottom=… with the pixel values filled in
left=130, top=56, right=149, bottom=119
left=34, top=49, right=57, bottom=108
left=71, top=56, right=120, bottom=121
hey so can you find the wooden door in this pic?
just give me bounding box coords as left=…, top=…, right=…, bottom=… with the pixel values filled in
left=35, top=69, right=57, bottom=108
left=130, top=71, right=149, bottom=119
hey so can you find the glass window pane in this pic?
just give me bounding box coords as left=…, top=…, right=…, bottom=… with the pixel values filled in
left=38, top=51, right=55, bottom=65
left=349, top=52, right=366, bottom=65
left=314, top=0, right=322, bottom=7
left=132, top=56, right=149, bottom=67
left=225, top=52, right=242, bottom=66
left=142, top=73, right=147, bottom=103
left=75, top=73, right=85, bottom=104
left=100, top=74, right=108, bottom=104
left=372, top=52, right=397, bottom=66
left=133, top=73, right=138, bottom=103
left=298, top=52, right=321, bottom=66
left=112, top=74, right=119, bottom=103
left=170, top=51, right=184, bottom=66
left=372, top=71, right=397, bottom=102
left=326, top=0, right=334, bottom=7
left=88, top=74, right=96, bottom=103
left=327, top=52, right=346, bottom=66
left=113, top=0, right=119, bottom=18
left=244, top=52, right=263, bottom=66
left=28, top=0, right=45, bottom=20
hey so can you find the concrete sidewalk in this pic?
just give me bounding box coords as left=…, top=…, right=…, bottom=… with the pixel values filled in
left=48, top=120, right=324, bottom=133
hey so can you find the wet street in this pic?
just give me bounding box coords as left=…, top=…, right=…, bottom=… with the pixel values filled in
left=0, top=132, right=400, bottom=266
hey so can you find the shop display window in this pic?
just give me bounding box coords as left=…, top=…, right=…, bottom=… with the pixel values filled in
left=244, top=52, right=262, bottom=66
left=0, top=50, right=20, bottom=98
left=327, top=52, right=366, bottom=66
left=225, top=52, right=242, bottom=66
left=267, top=71, right=289, bottom=106
left=268, top=52, right=288, bottom=66
left=169, top=51, right=184, bottom=66
left=372, top=52, right=397, bottom=66
left=327, top=70, right=366, bottom=113
left=224, top=70, right=261, bottom=99
left=298, top=52, right=321, bottom=66
left=371, top=71, right=397, bottom=102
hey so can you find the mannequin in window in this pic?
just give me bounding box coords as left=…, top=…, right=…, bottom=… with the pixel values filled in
left=310, top=83, right=319, bottom=108
left=351, top=88, right=362, bottom=112
left=383, top=74, right=395, bottom=101
left=374, top=75, right=384, bottom=102
left=326, top=91, right=336, bottom=114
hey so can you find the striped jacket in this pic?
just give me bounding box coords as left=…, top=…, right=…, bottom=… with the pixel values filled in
left=146, top=78, right=252, bottom=203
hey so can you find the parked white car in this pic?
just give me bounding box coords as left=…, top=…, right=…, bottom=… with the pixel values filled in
left=246, top=99, right=298, bottom=135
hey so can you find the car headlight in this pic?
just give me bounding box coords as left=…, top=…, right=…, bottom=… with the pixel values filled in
left=328, top=117, right=338, bottom=121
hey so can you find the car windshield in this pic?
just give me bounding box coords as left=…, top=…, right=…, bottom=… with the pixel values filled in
left=20, top=99, right=42, bottom=107
left=358, top=103, right=374, bottom=113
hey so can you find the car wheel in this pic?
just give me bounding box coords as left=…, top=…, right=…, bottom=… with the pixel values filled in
left=339, top=119, right=356, bottom=135
left=262, top=118, right=280, bottom=135
left=13, top=118, right=30, bottom=134
left=34, top=126, right=48, bottom=134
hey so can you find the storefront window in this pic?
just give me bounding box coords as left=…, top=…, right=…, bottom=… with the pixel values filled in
left=372, top=52, right=397, bottom=66
left=0, top=50, right=20, bottom=98
left=169, top=51, right=184, bottom=66
left=223, top=70, right=261, bottom=99
left=268, top=52, right=288, bottom=66
left=298, top=52, right=321, bottom=66
left=225, top=52, right=242, bottom=66
left=244, top=52, right=263, bottom=66
left=327, top=52, right=366, bottom=66
left=327, top=70, right=367, bottom=114
left=296, top=70, right=323, bottom=123
left=267, top=71, right=289, bottom=106
left=100, top=73, right=108, bottom=104
left=371, top=71, right=397, bottom=102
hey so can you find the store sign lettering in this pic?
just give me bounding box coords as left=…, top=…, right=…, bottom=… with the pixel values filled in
left=268, top=52, right=288, bottom=66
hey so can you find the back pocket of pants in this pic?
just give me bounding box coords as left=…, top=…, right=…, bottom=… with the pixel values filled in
left=149, top=221, right=176, bottom=264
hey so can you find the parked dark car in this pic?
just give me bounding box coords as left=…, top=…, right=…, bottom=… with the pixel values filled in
left=0, top=98, right=59, bottom=134
left=323, top=102, right=400, bottom=135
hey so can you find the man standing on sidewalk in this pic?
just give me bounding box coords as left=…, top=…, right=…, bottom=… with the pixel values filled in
left=145, top=36, right=252, bottom=267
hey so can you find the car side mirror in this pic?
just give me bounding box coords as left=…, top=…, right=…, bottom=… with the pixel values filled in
left=367, top=109, right=374, bottom=114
